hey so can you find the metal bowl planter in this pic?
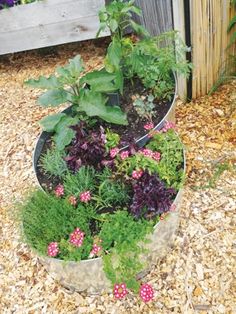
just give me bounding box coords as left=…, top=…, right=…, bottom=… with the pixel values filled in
left=39, top=178, right=184, bottom=294
left=35, top=139, right=185, bottom=294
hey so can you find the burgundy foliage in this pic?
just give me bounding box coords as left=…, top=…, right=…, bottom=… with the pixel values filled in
left=130, top=172, right=176, bottom=219
left=65, top=123, right=106, bottom=172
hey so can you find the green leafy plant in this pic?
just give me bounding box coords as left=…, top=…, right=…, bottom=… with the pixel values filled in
left=147, top=129, right=184, bottom=189
left=105, top=129, right=120, bottom=152
left=25, top=56, right=128, bottom=150
left=39, top=147, right=68, bottom=178
left=115, top=129, right=184, bottom=189
left=133, top=94, right=156, bottom=120
left=63, top=166, right=96, bottom=197
left=124, top=32, right=191, bottom=100
left=94, top=168, right=131, bottom=209
left=99, top=210, right=153, bottom=292
left=97, top=0, right=148, bottom=41
left=20, top=189, right=94, bottom=260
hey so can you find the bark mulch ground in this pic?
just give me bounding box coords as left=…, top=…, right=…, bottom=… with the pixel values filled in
left=0, top=40, right=235, bottom=313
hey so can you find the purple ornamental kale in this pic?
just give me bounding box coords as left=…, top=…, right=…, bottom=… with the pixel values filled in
left=130, top=172, right=176, bottom=219
left=65, top=122, right=106, bottom=172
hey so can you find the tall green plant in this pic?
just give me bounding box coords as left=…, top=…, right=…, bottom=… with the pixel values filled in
left=25, top=55, right=128, bottom=150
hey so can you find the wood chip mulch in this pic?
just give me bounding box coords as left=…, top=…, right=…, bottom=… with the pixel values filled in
left=0, top=40, right=235, bottom=314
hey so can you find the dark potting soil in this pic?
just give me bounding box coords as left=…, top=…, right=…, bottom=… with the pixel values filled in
left=35, top=78, right=174, bottom=192
left=101, top=77, right=173, bottom=144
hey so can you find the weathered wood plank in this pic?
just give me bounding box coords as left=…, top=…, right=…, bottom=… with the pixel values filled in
left=0, top=0, right=107, bottom=55
left=133, top=0, right=173, bottom=35
left=172, top=0, right=187, bottom=101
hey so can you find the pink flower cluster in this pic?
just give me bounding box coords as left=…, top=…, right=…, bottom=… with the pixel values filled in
left=54, top=184, right=64, bottom=197
left=68, top=195, right=77, bottom=206
left=113, top=282, right=154, bottom=302
left=161, top=121, right=176, bottom=132
left=139, top=283, right=154, bottom=302
left=113, top=283, right=128, bottom=299
left=69, top=228, right=85, bottom=247
left=91, top=243, right=102, bottom=256
left=110, top=147, right=119, bottom=158
left=47, top=242, right=59, bottom=257
left=144, top=122, right=154, bottom=130
left=132, top=169, right=143, bottom=180
left=139, top=149, right=161, bottom=162
left=80, top=191, right=91, bottom=203
left=120, top=150, right=129, bottom=160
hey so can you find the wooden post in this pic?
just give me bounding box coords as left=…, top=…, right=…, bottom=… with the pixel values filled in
left=172, top=0, right=188, bottom=101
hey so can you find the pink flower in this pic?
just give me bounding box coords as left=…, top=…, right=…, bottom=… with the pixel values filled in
left=120, top=150, right=129, bottom=160
left=139, top=283, right=154, bottom=302
left=80, top=191, right=91, bottom=203
left=113, top=283, right=128, bottom=299
left=144, top=122, right=154, bottom=130
left=69, top=228, right=85, bottom=247
left=161, top=121, right=176, bottom=133
left=90, top=243, right=102, bottom=256
left=132, top=169, right=143, bottom=180
left=169, top=204, right=176, bottom=212
left=68, top=195, right=77, bottom=206
left=110, top=148, right=119, bottom=158
left=152, top=152, right=161, bottom=161
left=139, top=148, right=153, bottom=158
left=47, top=242, right=59, bottom=257
left=54, top=184, right=64, bottom=197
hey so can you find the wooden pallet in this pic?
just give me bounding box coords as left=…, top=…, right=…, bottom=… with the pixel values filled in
left=0, top=0, right=108, bottom=55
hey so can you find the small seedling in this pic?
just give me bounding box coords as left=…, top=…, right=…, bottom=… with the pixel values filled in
left=133, top=94, right=156, bottom=121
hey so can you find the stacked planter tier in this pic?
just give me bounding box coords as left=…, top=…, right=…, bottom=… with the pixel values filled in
left=40, top=186, right=183, bottom=294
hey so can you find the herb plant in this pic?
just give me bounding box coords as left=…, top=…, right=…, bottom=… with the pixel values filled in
left=40, top=147, right=68, bottom=178
left=133, top=94, right=156, bottom=121
left=99, top=210, right=153, bottom=292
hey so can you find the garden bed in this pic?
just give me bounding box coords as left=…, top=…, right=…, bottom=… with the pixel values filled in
left=0, top=41, right=235, bottom=313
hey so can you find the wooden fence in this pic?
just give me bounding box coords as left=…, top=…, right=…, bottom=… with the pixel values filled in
left=190, top=0, right=236, bottom=98
left=1, top=0, right=235, bottom=98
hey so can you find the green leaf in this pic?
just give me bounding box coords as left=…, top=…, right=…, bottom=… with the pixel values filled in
left=228, top=16, right=236, bottom=32
left=25, top=75, right=60, bottom=89
left=37, top=89, right=69, bottom=107
left=55, top=115, right=79, bottom=133
left=54, top=127, right=75, bottom=150
left=96, top=22, right=107, bottom=38
left=64, top=55, right=84, bottom=78
left=129, top=5, right=142, bottom=16
left=80, top=69, right=118, bottom=92
left=56, top=55, right=84, bottom=84
left=78, top=90, right=128, bottom=125
left=109, top=19, right=119, bottom=33
left=130, top=20, right=150, bottom=37
left=105, top=39, right=122, bottom=72
left=39, top=113, right=66, bottom=132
